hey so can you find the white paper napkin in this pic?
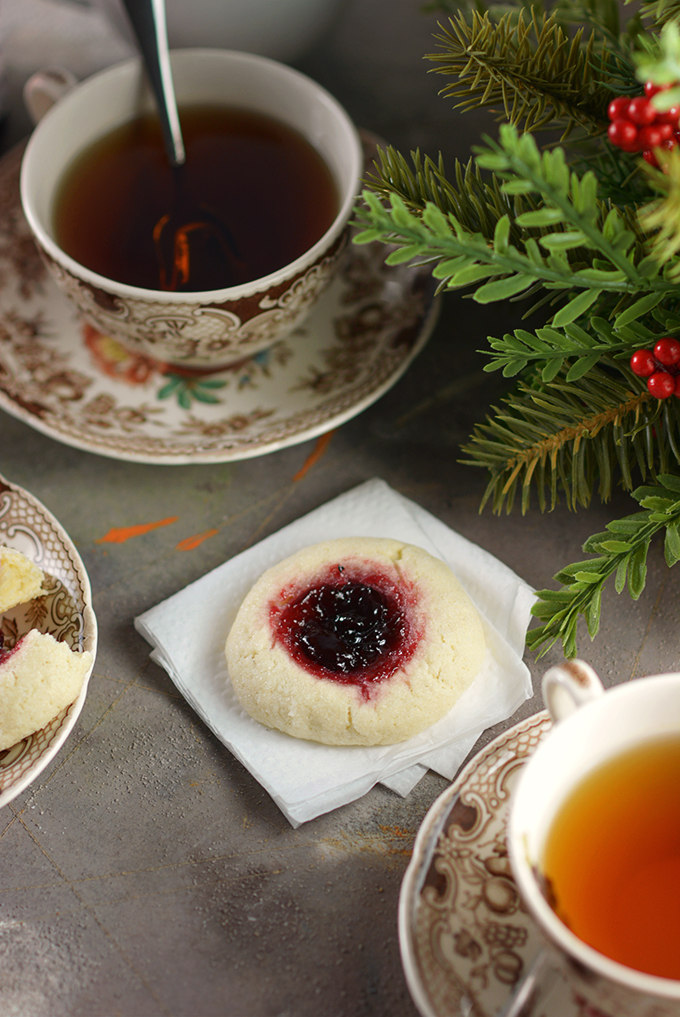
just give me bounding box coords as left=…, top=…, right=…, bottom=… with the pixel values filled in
left=134, top=479, right=536, bottom=826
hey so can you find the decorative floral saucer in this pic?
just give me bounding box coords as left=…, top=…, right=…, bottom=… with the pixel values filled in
left=0, top=143, right=438, bottom=464
left=399, top=713, right=600, bottom=1017
left=0, top=472, right=97, bottom=807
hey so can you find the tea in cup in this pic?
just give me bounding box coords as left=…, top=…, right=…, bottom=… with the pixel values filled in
left=20, top=49, right=362, bottom=369
left=507, top=661, right=680, bottom=1017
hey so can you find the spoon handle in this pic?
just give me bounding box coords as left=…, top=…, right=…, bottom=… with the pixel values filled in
left=120, top=0, right=185, bottom=166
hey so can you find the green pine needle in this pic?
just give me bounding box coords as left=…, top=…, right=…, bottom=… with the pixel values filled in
left=460, top=359, right=680, bottom=514
left=427, top=8, right=629, bottom=138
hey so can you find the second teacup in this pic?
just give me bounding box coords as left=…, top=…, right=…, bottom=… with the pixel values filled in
left=20, top=49, right=362, bottom=370
left=507, top=661, right=680, bottom=1017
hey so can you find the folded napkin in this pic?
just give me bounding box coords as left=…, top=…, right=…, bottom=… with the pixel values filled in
left=134, top=479, right=535, bottom=826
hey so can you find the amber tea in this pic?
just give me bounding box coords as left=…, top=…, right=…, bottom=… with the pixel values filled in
left=541, top=733, right=680, bottom=980
left=53, top=104, right=339, bottom=292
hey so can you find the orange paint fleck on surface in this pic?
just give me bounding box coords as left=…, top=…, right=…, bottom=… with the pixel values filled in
left=96, top=516, right=179, bottom=544
left=292, top=430, right=335, bottom=482
left=320, top=828, right=413, bottom=859
left=176, top=529, right=219, bottom=551
left=379, top=824, right=414, bottom=839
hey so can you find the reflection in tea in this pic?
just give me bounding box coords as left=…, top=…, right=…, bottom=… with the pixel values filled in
left=541, top=734, right=680, bottom=980
left=53, top=105, right=339, bottom=292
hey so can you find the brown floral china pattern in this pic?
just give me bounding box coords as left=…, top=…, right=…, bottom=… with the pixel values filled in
left=399, top=713, right=628, bottom=1017
left=0, top=472, right=97, bottom=807
left=1, top=142, right=438, bottom=463
left=39, top=229, right=349, bottom=368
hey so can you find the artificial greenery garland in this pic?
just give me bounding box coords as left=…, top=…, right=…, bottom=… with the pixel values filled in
left=354, top=0, right=680, bottom=657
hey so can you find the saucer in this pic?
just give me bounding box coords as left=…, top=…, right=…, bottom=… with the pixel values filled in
left=0, top=143, right=439, bottom=464
left=0, top=471, right=97, bottom=807
left=399, top=713, right=589, bottom=1017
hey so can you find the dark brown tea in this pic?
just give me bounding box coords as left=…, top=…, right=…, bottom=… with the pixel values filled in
left=542, top=734, right=680, bottom=980
left=53, top=104, right=339, bottom=292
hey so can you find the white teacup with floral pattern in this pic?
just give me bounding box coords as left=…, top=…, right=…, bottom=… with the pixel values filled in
left=20, top=49, right=362, bottom=370
left=506, top=661, right=680, bottom=1017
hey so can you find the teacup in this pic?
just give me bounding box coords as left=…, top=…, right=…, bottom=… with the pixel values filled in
left=20, top=49, right=362, bottom=370
left=507, top=660, right=680, bottom=1017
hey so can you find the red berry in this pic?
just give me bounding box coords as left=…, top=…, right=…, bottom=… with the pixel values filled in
left=608, top=119, right=638, bottom=150
left=643, top=149, right=660, bottom=167
left=608, top=97, right=631, bottom=121
left=648, top=371, right=676, bottom=398
left=654, top=337, right=680, bottom=366
left=630, top=348, right=657, bottom=376
left=645, top=81, right=672, bottom=98
left=639, top=126, right=665, bottom=148
left=623, top=134, right=643, bottom=153
left=655, top=105, right=680, bottom=125
left=675, top=375, right=680, bottom=397
left=628, top=96, right=658, bottom=125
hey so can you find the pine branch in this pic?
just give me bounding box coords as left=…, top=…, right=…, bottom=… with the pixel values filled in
left=567, top=140, right=654, bottom=206
left=471, top=126, right=651, bottom=283
left=365, top=137, right=655, bottom=245
left=638, top=147, right=680, bottom=278
left=607, top=25, right=680, bottom=282
left=460, top=359, right=680, bottom=513
left=352, top=0, right=680, bottom=662
left=426, top=0, right=645, bottom=55
left=364, top=146, right=532, bottom=232
left=528, top=472, right=680, bottom=656
left=483, top=311, right=669, bottom=380
left=360, top=0, right=680, bottom=658
left=551, top=0, right=621, bottom=42
left=355, top=185, right=632, bottom=309
left=638, top=0, right=680, bottom=32
left=426, top=8, right=628, bottom=138
left=355, top=126, right=676, bottom=323
left=633, top=19, right=680, bottom=104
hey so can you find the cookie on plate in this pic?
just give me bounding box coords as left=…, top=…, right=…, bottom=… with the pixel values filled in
left=225, top=537, right=485, bottom=746
left=0, top=629, right=93, bottom=751
left=0, top=545, right=44, bottom=613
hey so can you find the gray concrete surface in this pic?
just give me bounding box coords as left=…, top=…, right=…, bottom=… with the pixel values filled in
left=0, top=1, right=678, bottom=1015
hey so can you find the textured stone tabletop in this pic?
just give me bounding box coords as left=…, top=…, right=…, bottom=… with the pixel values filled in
left=0, top=1, right=677, bottom=1015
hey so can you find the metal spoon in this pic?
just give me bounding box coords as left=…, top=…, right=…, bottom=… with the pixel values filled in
left=120, top=0, right=239, bottom=290
left=120, top=0, right=185, bottom=167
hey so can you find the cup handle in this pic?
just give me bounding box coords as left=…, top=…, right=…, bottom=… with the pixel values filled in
left=542, top=659, right=605, bottom=724
left=23, top=67, right=78, bottom=125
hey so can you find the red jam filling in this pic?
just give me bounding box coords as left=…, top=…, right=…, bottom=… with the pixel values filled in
left=270, top=563, right=421, bottom=695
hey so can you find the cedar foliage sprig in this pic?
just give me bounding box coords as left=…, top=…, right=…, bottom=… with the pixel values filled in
left=355, top=124, right=675, bottom=318
left=528, top=474, right=680, bottom=656
left=355, top=0, right=680, bottom=656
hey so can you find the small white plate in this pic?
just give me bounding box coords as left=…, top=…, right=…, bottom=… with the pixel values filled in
left=0, top=142, right=438, bottom=464
left=0, top=472, right=97, bottom=807
left=399, top=712, right=591, bottom=1017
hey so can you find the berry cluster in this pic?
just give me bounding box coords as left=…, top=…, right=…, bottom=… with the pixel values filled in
left=630, top=337, right=680, bottom=398
left=607, top=82, right=680, bottom=167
